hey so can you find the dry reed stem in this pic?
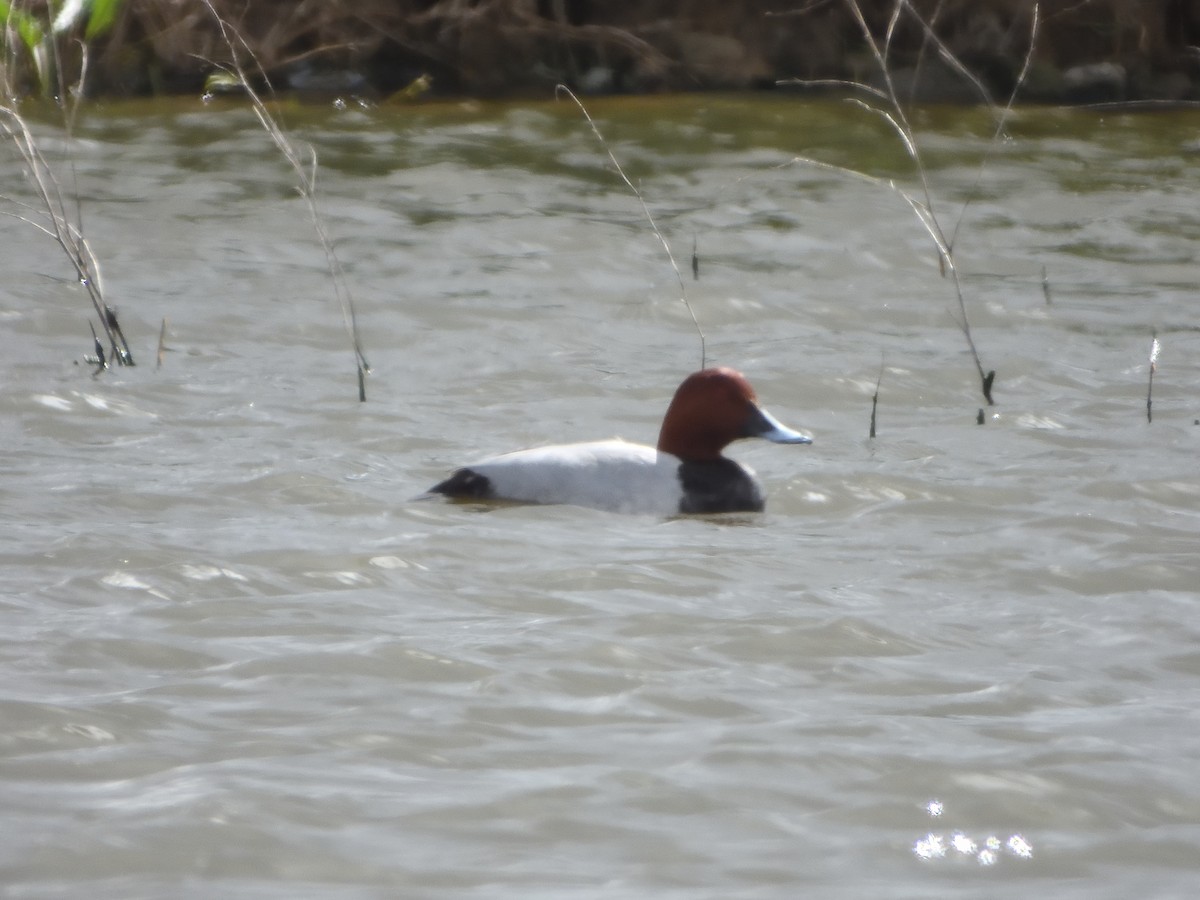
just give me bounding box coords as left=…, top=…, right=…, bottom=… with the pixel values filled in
left=782, top=0, right=1041, bottom=407
left=156, top=317, right=168, bottom=369
left=556, top=84, right=705, bottom=370
left=203, top=0, right=369, bottom=401
left=946, top=4, right=1041, bottom=255
left=0, top=49, right=132, bottom=367
left=844, top=0, right=993, bottom=401
left=1147, top=332, right=1159, bottom=423
left=869, top=352, right=885, bottom=438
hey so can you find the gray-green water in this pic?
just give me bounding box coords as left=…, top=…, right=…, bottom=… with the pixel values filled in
left=3, top=94, right=1199, bottom=898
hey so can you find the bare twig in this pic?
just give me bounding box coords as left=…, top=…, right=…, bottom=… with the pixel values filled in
left=907, top=0, right=947, bottom=108
left=87, top=320, right=105, bottom=373
left=830, top=0, right=1018, bottom=405
left=946, top=3, right=1041, bottom=256
left=781, top=1, right=1033, bottom=406
left=203, top=0, right=369, bottom=401
left=156, top=317, right=168, bottom=369
left=0, top=97, right=130, bottom=365
left=844, top=0, right=988, bottom=401
left=556, top=84, right=705, bottom=370
left=1147, top=332, right=1159, bottom=423
left=869, top=352, right=885, bottom=438
left=105, top=304, right=134, bottom=364
left=899, top=0, right=998, bottom=108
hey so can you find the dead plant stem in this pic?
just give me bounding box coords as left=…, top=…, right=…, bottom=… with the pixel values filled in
left=556, top=85, right=706, bottom=371
left=843, top=0, right=1001, bottom=404
left=0, top=98, right=128, bottom=364
left=869, top=352, right=885, bottom=438
left=1147, top=332, right=1159, bottom=423
left=204, top=0, right=369, bottom=400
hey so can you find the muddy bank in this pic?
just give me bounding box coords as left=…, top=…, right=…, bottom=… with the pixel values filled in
left=26, top=1, right=1200, bottom=103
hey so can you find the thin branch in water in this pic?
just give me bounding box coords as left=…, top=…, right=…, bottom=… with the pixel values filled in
left=105, top=304, right=134, bottom=365
left=691, top=235, right=699, bottom=281
left=907, top=0, right=947, bottom=108
left=556, top=84, right=705, bottom=370
left=773, top=146, right=994, bottom=404
left=869, top=352, right=885, bottom=438
left=882, top=0, right=903, bottom=71
left=0, top=89, right=128, bottom=365
left=841, top=0, right=996, bottom=405
left=202, top=0, right=370, bottom=401
left=1147, top=331, right=1160, bottom=423
left=61, top=41, right=90, bottom=250
left=86, top=320, right=105, bottom=376
left=899, top=0, right=998, bottom=109
left=157, top=317, right=169, bottom=370
left=946, top=3, right=1041, bottom=256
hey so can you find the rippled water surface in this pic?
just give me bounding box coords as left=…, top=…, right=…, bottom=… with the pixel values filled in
left=3, top=94, right=1199, bottom=898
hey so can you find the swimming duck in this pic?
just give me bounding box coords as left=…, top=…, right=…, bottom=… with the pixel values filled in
left=427, top=367, right=811, bottom=515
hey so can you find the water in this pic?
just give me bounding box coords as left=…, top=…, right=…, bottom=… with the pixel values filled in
left=2, top=93, right=1199, bottom=898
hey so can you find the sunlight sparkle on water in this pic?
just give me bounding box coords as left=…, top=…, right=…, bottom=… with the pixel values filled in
left=913, top=833, right=946, bottom=860
left=950, top=833, right=976, bottom=855
left=913, top=800, right=1033, bottom=867
left=1007, top=834, right=1033, bottom=858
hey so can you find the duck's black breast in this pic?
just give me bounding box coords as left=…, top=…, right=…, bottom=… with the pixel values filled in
left=676, top=458, right=766, bottom=514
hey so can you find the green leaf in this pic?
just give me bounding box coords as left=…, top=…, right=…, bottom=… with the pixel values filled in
left=0, top=1, right=47, bottom=51
left=85, top=0, right=123, bottom=40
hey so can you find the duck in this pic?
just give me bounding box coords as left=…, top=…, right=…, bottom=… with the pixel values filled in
left=426, top=367, right=812, bottom=515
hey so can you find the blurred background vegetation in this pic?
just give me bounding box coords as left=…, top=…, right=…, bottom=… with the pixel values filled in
left=3, top=1, right=1200, bottom=102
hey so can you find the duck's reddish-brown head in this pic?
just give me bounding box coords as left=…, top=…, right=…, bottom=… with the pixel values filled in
left=656, top=367, right=812, bottom=462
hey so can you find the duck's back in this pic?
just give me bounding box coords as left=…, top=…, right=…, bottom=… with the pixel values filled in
left=429, top=439, right=686, bottom=514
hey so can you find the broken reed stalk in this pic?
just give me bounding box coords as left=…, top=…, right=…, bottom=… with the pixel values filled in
left=157, top=317, right=168, bottom=369
left=869, top=352, right=885, bottom=438
left=203, top=0, right=369, bottom=401
left=556, top=84, right=706, bottom=370
left=841, top=0, right=1008, bottom=406
left=1147, top=331, right=1159, bottom=423
left=781, top=1, right=1041, bottom=408
left=87, top=320, right=104, bottom=374
left=0, top=46, right=133, bottom=368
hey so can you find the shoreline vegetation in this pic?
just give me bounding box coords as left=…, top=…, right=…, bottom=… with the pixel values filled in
left=2, top=1, right=1200, bottom=106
